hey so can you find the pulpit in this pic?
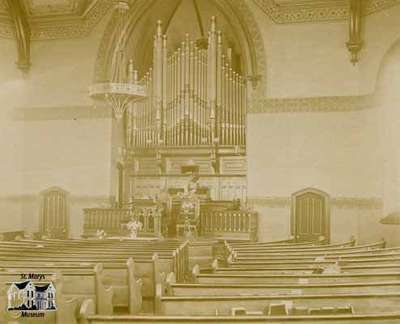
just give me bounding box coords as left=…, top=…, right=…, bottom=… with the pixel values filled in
left=175, top=191, right=200, bottom=239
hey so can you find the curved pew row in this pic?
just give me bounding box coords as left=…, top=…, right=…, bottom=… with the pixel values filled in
left=167, top=281, right=400, bottom=296
left=227, top=245, right=398, bottom=261
left=227, top=239, right=314, bottom=246
left=228, top=257, right=400, bottom=268
left=79, top=312, right=400, bottom=324
left=0, top=254, right=180, bottom=313
left=232, top=247, right=400, bottom=261
left=226, top=240, right=384, bottom=254
left=194, top=272, right=400, bottom=284
left=226, top=239, right=355, bottom=250
left=214, top=264, right=400, bottom=274
left=155, top=292, right=400, bottom=316
left=0, top=265, right=114, bottom=324
left=0, top=240, right=182, bottom=253
left=225, top=255, right=400, bottom=268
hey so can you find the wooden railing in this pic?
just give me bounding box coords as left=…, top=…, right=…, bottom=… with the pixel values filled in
left=173, top=240, right=190, bottom=282
left=82, top=207, right=162, bottom=238
left=200, top=210, right=257, bottom=241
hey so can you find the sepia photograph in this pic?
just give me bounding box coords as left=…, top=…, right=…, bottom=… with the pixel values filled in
left=0, top=0, right=400, bottom=322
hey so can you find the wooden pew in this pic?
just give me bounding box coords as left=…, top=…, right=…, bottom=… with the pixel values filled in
left=0, top=279, right=80, bottom=324
left=214, top=263, right=400, bottom=274
left=155, top=292, right=400, bottom=316
left=227, top=239, right=354, bottom=251
left=0, top=263, right=114, bottom=314
left=194, top=271, right=400, bottom=285
left=0, top=257, right=170, bottom=312
left=226, top=240, right=384, bottom=255
left=227, top=245, right=396, bottom=261
left=233, top=247, right=400, bottom=261
left=225, top=256, right=400, bottom=268
left=227, top=239, right=313, bottom=247
left=79, top=310, right=400, bottom=324
left=0, top=240, right=189, bottom=312
left=167, top=280, right=400, bottom=296
left=0, top=240, right=189, bottom=281
left=78, top=298, right=400, bottom=323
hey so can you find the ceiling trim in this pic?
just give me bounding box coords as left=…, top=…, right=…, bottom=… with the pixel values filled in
left=252, top=0, right=400, bottom=24
left=0, top=0, right=112, bottom=40
left=0, top=0, right=399, bottom=40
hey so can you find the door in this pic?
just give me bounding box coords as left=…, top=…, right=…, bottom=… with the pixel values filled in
left=292, top=189, right=329, bottom=242
left=40, top=187, right=69, bottom=239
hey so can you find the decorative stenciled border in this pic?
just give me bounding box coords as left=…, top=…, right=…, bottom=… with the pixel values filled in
left=249, top=94, right=376, bottom=113
left=252, top=0, right=400, bottom=24
left=248, top=196, right=383, bottom=210
left=0, top=0, right=112, bottom=40
left=332, top=197, right=383, bottom=210
left=1, top=0, right=399, bottom=40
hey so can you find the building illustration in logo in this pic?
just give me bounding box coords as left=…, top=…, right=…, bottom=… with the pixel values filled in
left=7, top=280, right=56, bottom=311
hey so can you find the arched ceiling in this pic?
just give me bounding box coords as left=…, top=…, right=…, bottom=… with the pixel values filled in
left=92, top=0, right=267, bottom=93
left=0, top=0, right=399, bottom=40
left=122, top=0, right=245, bottom=76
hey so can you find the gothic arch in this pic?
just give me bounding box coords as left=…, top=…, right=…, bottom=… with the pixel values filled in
left=93, top=0, right=266, bottom=96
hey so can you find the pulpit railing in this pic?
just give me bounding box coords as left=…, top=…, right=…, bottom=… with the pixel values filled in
left=200, top=210, right=257, bottom=240
left=82, top=207, right=162, bottom=238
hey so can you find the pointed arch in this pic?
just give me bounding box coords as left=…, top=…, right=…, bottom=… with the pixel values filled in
left=93, top=0, right=266, bottom=95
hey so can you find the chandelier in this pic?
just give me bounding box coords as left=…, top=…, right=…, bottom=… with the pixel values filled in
left=89, top=1, right=146, bottom=119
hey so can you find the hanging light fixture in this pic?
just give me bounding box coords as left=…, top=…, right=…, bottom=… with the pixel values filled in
left=89, top=1, right=146, bottom=119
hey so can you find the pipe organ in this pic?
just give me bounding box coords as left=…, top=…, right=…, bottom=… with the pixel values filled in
left=122, top=17, right=247, bottom=202
left=126, top=17, right=246, bottom=148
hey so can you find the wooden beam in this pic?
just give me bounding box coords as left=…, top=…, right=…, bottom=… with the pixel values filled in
left=6, top=0, right=31, bottom=72
left=346, top=0, right=363, bottom=65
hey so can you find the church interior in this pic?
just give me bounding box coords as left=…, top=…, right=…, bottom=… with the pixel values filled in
left=1, top=0, right=400, bottom=323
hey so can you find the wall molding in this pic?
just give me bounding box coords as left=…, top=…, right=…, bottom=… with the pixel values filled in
left=12, top=105, right=112, bottom=121
left=248, top=196, right=383, bottom=210
left=249, top=94, right=376, bottom=113
left=252, top=0, right=400, bottom=24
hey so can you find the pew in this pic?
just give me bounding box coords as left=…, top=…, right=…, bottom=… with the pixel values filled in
left=233, top=247, right=400, bottom=261
left=227, top=239, right=355, bottom=251
left=155, top=292, right=400, bottom=316
left=167, top=281, right=400, bottom=296
left=0, top=255, right=178, bottom=313
left=0, top=239, right=189, bottom=316
left=226, top=256, right=400, bottom=268
left=225, top=240, right=384, bottom=255
left=0, top=263, right=114, bottom=315
left=194, top=272, right=400, bottom=284
left=226, top=244, right=396, bottom=261
left=214, top=264, right=400, bottom=274
left=79, top=309, right=400, bottom=324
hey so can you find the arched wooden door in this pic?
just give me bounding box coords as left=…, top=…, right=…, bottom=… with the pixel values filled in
left=39, top=187, right=70, bottom=239
left=291, top=189, right=330, bottom=242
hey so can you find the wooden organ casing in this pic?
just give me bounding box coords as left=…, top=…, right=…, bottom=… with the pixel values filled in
left=122, top=17, right=247, bottom=202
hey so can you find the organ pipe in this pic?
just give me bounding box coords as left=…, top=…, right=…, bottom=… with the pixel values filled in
left=127, top=17, right=246, bottom=148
